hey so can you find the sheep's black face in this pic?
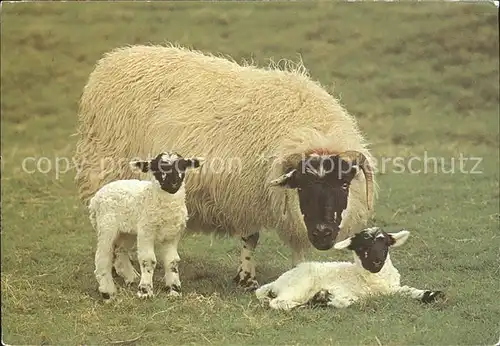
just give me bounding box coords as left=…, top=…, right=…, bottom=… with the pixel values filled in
left=131, top=152, right=203, bottom=194
left=150, top=153, right=186, bottom=194
left=347, top=227, right=394, bottom=273
left=270, top=155, right=358, bottom=251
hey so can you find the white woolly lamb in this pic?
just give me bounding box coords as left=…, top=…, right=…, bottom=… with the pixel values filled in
left=89, top=152, right=203, bottom=301
left=255, top=227, right=444, bottom=310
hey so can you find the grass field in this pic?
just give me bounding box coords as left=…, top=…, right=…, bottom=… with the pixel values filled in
left=1, top=1, right=499, bottom=345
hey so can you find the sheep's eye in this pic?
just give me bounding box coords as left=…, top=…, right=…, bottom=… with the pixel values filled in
left=342, top=182, right=349, bottom=190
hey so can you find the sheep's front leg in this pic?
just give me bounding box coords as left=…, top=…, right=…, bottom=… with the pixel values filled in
left=159, top=234, right=182, bottom=298
left=136, top=230, right=156, bottom=299
left=233, top=232, right=259, bottom=291
left=396, top=285, right=444, bottom=303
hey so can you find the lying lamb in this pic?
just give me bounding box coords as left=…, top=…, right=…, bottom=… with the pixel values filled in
left=255, top=227, right=443, bottom=310
left=89, top=151, right=203, bottom=301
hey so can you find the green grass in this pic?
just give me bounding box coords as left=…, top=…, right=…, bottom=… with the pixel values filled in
left=1, top=1, right=499, bottom=345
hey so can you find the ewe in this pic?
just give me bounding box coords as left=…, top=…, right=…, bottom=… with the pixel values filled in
left=74, top=44, right=377, bottom=290
left=255, top=227, right=443, bottom=310
left=89, top=152, right=203, bottom=301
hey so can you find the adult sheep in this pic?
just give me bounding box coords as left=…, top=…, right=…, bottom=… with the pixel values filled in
left=74, top=44, right=378, bottom=290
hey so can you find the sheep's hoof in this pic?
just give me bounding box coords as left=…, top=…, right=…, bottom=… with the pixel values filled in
left=137, top=284, right=154, bottom=299
left=309, top=290, right=331, bottom=307
left=123, top=273, right=139, bottom=286
left=421, top=290, right=444, bottom=303
left=165, top=284, right=182, bottom=298
left=233, top=270, right=259, bottom=291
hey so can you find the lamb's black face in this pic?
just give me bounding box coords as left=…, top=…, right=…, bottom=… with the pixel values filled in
left=270, top=155, right=358, bottom=250
left=131, top=152, right=203, bottom=194
left=150, top=153, right=186, bottom=193
left=347, top=227, right=394, bottom=273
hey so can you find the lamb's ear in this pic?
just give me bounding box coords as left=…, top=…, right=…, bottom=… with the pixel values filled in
left=177, top=157, right=205, bottom=171
left=129, top=160, right=151, bottom=173
left=387, top=229, right=410, bottom=247
left=333, top=237, right=353, bottom=250
left=185, top=157, right=205, bottom=169
left=269, top=169, right=299, bottom=188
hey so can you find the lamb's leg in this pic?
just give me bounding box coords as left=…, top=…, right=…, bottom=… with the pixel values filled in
left=255, top=282, right=277, bottom=303
left=396, top=285, right=444, bottom=303
left=113, top=233, right=139, bottom=285
left=269, top=298, right=302, bottom=311
left=233, top=232, right=259, bottom=291
left=94, top=224, right=119, bottom=302
left=159, top=234, right=182, bottom=298
left=308, top=289, right=332, bottom=308
left=266, top=282, right=312, bottom=310
left=136, top=230, right=156, bottom=299
left=323, top=288, right=358, bottom=308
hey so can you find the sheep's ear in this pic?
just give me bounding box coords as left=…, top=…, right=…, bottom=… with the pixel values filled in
left=184, top=157, right=205, bottom=169
left=333, top=237, right=352, bottom=250
left=387, top=229, right=410, bottom=247
left=269, top=169, right=298, bottom=188
left=129, top=160, right=150, bottom=173
left=177, top=157, right=205, bottom=171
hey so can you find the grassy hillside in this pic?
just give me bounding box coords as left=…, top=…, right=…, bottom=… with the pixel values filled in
left=1, top=2, right=499, bottom=345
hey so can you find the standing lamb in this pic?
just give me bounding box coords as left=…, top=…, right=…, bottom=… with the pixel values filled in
left=255, top=227, right=444, bottom=310
left=89, top=151, right=204, bottom=300
left=74, top=44, right=378, bottom=290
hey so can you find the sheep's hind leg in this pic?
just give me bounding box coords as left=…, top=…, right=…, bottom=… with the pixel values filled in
left=113, top=234, right=139, bottom=285
left=396, top=285, right=444, bottom=303
left=94, top=223, right=119, bottom=302
left=136, top=230, right=157, bottom=299
left=233, top=232, right=259, bottom=291
left=159, top=233, right=182, bottom=298
left=323, top=288, right=358, bottom=308
left=308, top=289, right=332, bottom=308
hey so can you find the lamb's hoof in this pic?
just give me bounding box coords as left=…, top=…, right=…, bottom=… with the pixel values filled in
left=309, top=289, right=331, bottom=307
left=137, top=284, right=154, bottom=299
left=233, top=269, right=259, bottom=292
left=165, top=284, right=182, bottom=298
left=421, top=290, right=444, bottom=303
left=123, top=273, right=139, bottom=286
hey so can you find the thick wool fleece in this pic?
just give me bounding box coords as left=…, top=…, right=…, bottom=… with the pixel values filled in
left=75, top=44, right=378, bottom=255
left=89, top=179, right=188, bottom=242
